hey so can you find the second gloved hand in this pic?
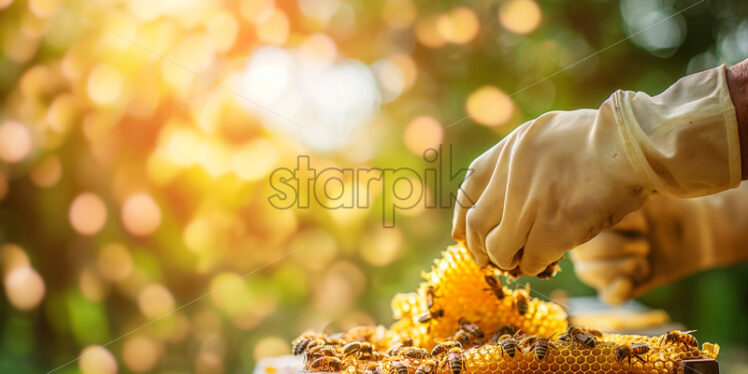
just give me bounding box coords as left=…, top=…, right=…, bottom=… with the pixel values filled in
left=571, top=182, right=748, bottom=305
left=452, top=65, right=741, bottom=275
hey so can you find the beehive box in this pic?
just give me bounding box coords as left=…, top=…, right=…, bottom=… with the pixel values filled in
left=292, top=245, right=719, bottom=374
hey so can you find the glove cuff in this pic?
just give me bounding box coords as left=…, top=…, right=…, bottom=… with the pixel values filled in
left=612, top=65, right=742, bottom=197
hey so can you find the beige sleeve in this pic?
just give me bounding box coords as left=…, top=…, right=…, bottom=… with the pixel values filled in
left=613, top=65, right=742, bottom=197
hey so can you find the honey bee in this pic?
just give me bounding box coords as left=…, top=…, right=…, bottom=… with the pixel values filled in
left=536, top=261, right=560, bottom=280
left=483, top=274, right=505, bottom=300
left=364, top=362, right=382, bottom=374
left=416, top=308, right=445, bottom=332
left=310, top=356, right=343, bottom=372
left=457, top=318, right=484, bottom=339
left=661, top=330, right=698, bottom=350
left=490, top=325, right=517, bottom=343
left=514, top=284, right=530, bottom=316
left=385, top=343, right=402, bottom=357
left=527, top=334, right=558, bottom=360
left=431, top=341, right=460, bottom=357
left=304, top=338, right=328, bottom=353
left=342, top=341, right=376, bottom=360
left=292, top=335, right=313, bottom=355
left=306, top=345, right=337, bottom=364
left=441, top=347, right=466, bottom=374
left=558, top=327, right=573, bottom=341
left=417, top=308, right=445, bottom=324
left=415, top=359, right=437, bottom=374
left=400, top=347, right=430, bottom=359
left=417, top=286, right=445, bottom=332
left=615, top=343, right=650, bottom=365
left=582, top=328, right=603, bottom=338
left=425, top=285, right=439, bottom=309
left=498, top=334, right=520, bottom=358
left=391, top=360, right=409, bottom=374
left=453, top=329, right=472, bottom=348
left=386, top=337, right=412, bottom=357
left=560, top=326, right=598, bottom=348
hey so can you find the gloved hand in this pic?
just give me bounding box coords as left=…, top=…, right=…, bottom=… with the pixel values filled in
left=452, top=65, right=742, bottom=275
left=571, top=182, right=748, bottom=305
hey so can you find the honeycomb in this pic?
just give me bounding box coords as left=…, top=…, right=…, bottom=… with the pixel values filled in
left=389, top=245, right=567, bottom=349
left=294, top=244, right=720, bottom=374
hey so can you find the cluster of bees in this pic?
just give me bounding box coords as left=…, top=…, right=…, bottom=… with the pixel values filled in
left=293, top=325, right=704, bottom=373
left=293, top=245, right=719, bottom=374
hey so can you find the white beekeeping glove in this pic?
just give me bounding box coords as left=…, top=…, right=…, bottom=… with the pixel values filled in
left=453, top=65, right=742, bottom=275
left=571, top=182, right=748, bottom=305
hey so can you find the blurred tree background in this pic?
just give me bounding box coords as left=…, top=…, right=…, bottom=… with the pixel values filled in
left=0, top=0, right=747, bottom=373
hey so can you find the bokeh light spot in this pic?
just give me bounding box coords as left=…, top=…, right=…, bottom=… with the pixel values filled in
left=2, top=25, right=39, bottom=63
left=198, top=140, right=232, bottom=177
left=206, top=11, right=239, bottom=52
left=437, top=7, right=480, bottom=44
left=381, top=0, right=416, bottom=30
left=4, top=265, right=45, bottom=310
left=255, top=9, right=290, bottom=45
left=121, top=193, right=162, bottom=237
left=183, top=215, right=214, bottom=255
left=465, top=86, right=514, bottom=127
left=403, top=115, right=443, bottom=156
left=29, top=155, right=62, bottom=188
left=499, top=0, right=542, bottom=35
left=28, top=0, right=59, bottom=17
left=165, top=127, right=201, bottom=167
left=69, top=192, right=108, bottom=236
left=87, top=64, right=124, bottom=105
left=372, top=58, right=405, bottom=103
left=239, top=0, right=274, bottom=23
left=298, top=0, right=341, bottom=26
left=138, top=283, right=175, bottom=318
left=122, top=335, right=161, bottom=373
left=209, top=272, right=250, bottom=315
left=79, top=345, right=118, bottom=374
left=0, top=120, right=33, bottom=163
left=299, top=33, right=338, bottom=68
left=241, top=46, right=293, bottom=105
left=415, top=15, right=445, bottom=48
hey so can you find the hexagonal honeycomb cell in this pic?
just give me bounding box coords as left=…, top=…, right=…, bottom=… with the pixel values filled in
left=294, top=244, right=719, bottom=374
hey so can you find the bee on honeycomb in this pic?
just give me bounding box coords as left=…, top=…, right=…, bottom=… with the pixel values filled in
left=295, top=244, right=720, bottom=374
